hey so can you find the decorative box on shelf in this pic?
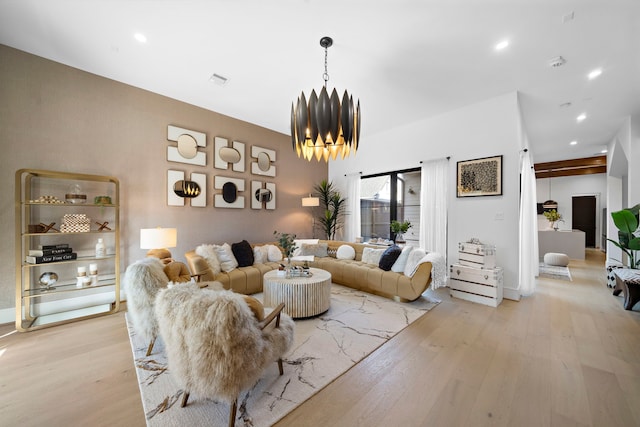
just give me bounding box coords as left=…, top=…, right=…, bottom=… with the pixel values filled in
left=449, top=263, right=503, bottom=307
left=458, top=241, right=496, bottom=269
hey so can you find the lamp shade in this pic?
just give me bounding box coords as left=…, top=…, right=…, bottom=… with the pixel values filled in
left=302, top=196, right=320, bottom=207
left=140, top=228, right=177, bottom=249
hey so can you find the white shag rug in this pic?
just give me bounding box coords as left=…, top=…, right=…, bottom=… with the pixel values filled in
left=126, top=283, right=440, bottom=427
left=539, top=262, right=572, bottom=281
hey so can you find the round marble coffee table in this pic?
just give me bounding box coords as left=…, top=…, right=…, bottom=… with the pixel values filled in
left=263, top=268, right=331, bottom=318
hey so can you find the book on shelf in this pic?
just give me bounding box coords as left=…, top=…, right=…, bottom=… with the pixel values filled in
left=39, top=243, right=70, bottom=250
left=25, top=252, right=77, bottom=264
left=28, top=247, right=73, bottom=256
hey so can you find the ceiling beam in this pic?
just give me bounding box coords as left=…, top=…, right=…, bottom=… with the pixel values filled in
left=534, top=155, right=607, bottom=179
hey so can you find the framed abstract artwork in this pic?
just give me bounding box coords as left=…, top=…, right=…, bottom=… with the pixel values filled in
left=456, top=155, right=502, bottom=197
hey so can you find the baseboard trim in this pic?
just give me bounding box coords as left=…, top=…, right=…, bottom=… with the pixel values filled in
left=503, top=287, right=521, bottom=301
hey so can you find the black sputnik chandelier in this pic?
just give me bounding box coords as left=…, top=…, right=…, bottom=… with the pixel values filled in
left=291, top=36, right=361, bottom=162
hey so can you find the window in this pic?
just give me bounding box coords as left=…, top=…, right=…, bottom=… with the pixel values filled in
left=360, top=168, right=420, bottom=245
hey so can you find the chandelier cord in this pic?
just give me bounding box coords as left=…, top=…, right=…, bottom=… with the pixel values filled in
left=323, top=45, right=329, bottom=88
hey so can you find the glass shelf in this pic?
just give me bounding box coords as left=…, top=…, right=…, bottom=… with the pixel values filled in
left=22, top=254, right=116, bottom=268
left=23, top=278, right=116, bottom=299
left=22, top=230, right=116, bottom=237
left=24, top=202, right=118, bottom=207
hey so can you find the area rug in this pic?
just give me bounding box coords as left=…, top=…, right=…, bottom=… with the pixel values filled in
left=538, top=262, right=572, bottom=281
left=126, top=284, right=440, bottom=427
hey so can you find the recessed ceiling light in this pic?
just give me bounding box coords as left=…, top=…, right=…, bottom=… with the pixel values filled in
left=495, top=40, right=509, bottom=51
left=588, top=68, right=602, bottom=80
left=601, top=149, right=608, bottom=153
left=577, top=113, right=587, bottom=122
left=570, top=141, right=578, bottom=145
left=134, top=33, right=147, bottom=43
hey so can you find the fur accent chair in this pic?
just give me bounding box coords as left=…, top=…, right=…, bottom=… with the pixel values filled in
left=124, top=257, right=169, bottom=356
left=155, top=283, right=295, bottom=427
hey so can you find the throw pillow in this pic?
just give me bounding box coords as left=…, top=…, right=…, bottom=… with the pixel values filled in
left=215, top=243, right=239, bottom=272
left=362, top=247, right=386, bottom=265
left=391, top=245, right=414, bottom=273
left=336, top=244, right=356, bottom=260
left=195, top=244, right=222, bottom=275
left=232, top=240, right=254, bottom=267
left=404, top=249, right=426, bottom=277
left=327, top=247, right=338, bottom=258
left=292, top=239, right=319, bottom=256
left=378, top=245, right=402, bottom=271
left=299, top=242, right=328, bottom=257
left=266, top=244, right=283, bottom=262
left=253, top=245, right=268, bottom=264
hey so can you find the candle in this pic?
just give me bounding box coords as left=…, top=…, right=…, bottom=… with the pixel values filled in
left=89, top=263, right=98, bottom=275
left=77, top=266, right=87, bottom=277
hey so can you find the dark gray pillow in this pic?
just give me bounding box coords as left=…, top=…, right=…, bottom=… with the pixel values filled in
left=378, top=245, right=402, bottom=271
left=232, top=240, right=254, bottom=267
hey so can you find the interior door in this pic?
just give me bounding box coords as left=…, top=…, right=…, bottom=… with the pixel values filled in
left=572, top=196, right=597, bottom=247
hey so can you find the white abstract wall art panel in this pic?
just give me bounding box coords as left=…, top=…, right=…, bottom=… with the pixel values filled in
left=251, top=146, right=276, bottom=177
left=167, top=170, right=185, bottom=206
left=167, top=125, right=207, bottom=166
left=214, top=176, right=245, bottom=209
left=190, top=172, right=207, bottom=207
left=214, top=137, right=245, bottom=172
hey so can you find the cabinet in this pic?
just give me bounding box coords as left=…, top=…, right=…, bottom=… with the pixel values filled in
left=450, top=264, right=503, bottom=307
left=15, top=169, right=120, bottom=331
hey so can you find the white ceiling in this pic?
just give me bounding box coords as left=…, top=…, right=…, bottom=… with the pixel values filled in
left=1, top=0, right=638, bottom=164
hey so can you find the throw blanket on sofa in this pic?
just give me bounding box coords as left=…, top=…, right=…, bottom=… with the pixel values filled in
left=421, top=252, right=447, bottom=289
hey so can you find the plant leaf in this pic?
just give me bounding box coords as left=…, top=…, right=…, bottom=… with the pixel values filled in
left=611, top=209, right=639, bottom=234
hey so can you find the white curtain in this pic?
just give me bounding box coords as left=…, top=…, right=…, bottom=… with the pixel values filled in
left=419, top=158, right=448, bottom=259
left=344, top=174, right=361, bottom=242
left=519, top=150, right=539, bottom=296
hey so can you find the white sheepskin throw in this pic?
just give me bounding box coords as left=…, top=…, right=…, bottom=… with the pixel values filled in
left=362, top=247, right=385, bottom=265
left=124, top=257, right=169, bottom=342
left=155, top=284, right=295, bottom=403
left=195, top=244, right=222, bottom=275
left=253, top=245, right=269, bottom=264
left=391, top=245, right=414, bottom=273
left=404, top=248, right=426, bottom=277
left=266, top=244, right=283, bottom=262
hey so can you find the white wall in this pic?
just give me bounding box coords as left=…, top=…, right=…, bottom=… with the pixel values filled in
left=536, top=174, right=607, bottom=246
left=329, top=92, right=522, bottom=298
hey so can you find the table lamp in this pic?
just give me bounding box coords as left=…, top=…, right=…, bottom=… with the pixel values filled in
left=140, top=227, right=177, bottom=262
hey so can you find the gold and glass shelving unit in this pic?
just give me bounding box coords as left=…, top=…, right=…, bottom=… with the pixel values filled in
left=15, top=169, right=120, bottom=332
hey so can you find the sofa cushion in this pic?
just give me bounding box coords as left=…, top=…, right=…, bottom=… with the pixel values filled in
left=195, top=244, right=222, bottom=275
left=292, top=239, right=319, bottom=256
left=253, top=245, right=269, bottom=264
left=379, top=245, right=402, bottom=271
left=404, top=248, right=426, bottom=277
left=336, top=244, right=356, bottom=260
left=391, top=245, right=414, bottom=273
left=215, top=243, right=239, bottom=272
left=300, top=242, right=328, bottom=257
left=266, top=244, right=283, bottom=262
left=362, top=247, right=386, bottom=265
left=232, top=240, right=254, bottom=267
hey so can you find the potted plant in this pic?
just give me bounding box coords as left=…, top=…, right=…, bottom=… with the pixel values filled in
left=274, top=231, right=297, bottom=260
left=313, top=180, right=347, bottom=240
left=543, top=209, right=563, bottom=230
left=607, top=204, right=640, bottom=269
left=390, top=220, right=412, bottom=243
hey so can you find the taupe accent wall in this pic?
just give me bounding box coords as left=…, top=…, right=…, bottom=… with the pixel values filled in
left=0, top=45, right=327, bottom=313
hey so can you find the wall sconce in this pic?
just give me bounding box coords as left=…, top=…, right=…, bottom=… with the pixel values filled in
left=173, top=180, right=201, bottom=198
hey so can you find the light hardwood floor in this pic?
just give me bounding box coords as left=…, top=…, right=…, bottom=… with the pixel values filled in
left=1, top=249, right=639, bottom=427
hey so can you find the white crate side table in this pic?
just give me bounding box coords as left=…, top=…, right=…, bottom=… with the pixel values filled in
left=263, top=268, right=332, bottom=318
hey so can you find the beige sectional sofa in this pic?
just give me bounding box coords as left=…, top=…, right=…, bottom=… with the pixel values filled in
left=184, top=240, right=433, bottom=302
